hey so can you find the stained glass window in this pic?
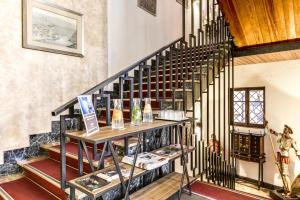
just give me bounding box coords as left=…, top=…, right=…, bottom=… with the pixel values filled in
left=231, top=88, right=265, bottom=128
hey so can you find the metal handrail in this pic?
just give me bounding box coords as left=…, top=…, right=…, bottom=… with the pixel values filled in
left=52, top=37, right=183, bottom=116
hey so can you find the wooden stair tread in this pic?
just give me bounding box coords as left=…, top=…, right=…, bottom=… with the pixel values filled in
left=122, top=98, right=183, bottom=102
left=25, top=158, right=79, bottom=182
left=130, top=172, right=190, bottom=200
left=0, top=177, right=59, bottom=200
left=22, top=158, right=87, bottom=199
left=123, top=88, right=192, bottom=92
left=133, top=80, right=200, bottom=85
left=148, top=72, right=207, bottom=78
left=43, top=143, right=99, bottom=167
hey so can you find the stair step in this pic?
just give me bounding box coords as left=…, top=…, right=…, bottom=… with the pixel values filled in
left=156, top=65, right=212, bottom=74
left=163, top=54, right=226, bottom=67
left=44, top=143, right=95, bottom=172
left=0, top=177, right=59, bottom=200
left=122, top=89, right=191, bottom=100
left=133, top=81, right=200, bottom=90
left=21, top=158, right=86, bottom=200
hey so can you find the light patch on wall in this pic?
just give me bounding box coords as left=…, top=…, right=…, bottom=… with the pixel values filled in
left=0, top=152, right=4, bottom=165
left=273, top=173, right=283, bottom=187
left=294, top=161, right=300, bottom=178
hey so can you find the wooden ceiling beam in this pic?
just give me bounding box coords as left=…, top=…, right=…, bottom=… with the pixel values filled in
left=234, top=39, right=300, bottom=57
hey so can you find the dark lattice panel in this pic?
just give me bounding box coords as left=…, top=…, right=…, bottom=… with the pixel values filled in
left=233, top=91, right=246, bottom=123
left=249, top=90, right=264, bottom=125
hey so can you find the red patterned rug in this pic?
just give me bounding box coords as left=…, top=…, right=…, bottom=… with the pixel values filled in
left=191, top=181, right=270, bottom=200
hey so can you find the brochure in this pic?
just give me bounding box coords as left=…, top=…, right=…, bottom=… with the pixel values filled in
left=78, top=95, right=99, bottom=136
left=122, top=152, right=169, bottom=170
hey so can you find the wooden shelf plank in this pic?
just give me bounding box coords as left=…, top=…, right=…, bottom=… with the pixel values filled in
left=130, top=172, right=190, bottom=200
left=68, top=144, right=194, bottom=198
left=65, top=120, right=178, bottom=144
left=68, top=163, right=145, bottom=198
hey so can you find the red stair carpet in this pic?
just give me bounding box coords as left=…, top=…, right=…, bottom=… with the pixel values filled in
left=191, top=181, right=270, bottom=200
left=0, top=178, right=58, bottom=200
left=28, top=158, right=79, bottom=181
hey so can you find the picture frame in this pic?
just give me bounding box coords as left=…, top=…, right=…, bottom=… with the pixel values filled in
left=176, top=0, right=189, bottom=9
left=22, top=0, right=84, bottom=57
left=137, top=0, right=157, bottom=16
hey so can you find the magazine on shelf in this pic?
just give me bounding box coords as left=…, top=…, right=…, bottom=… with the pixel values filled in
left=97, top=166, right=130, bottom=182
left=153, top=144, right=182, bottom=157
left=75, top=175, right=109, bottom=192
left=122, top=152, right=169, bottom=170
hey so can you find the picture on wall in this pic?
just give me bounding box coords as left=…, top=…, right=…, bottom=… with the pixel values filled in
left=22, top=0, right=84, bottom=57
left=176, top=0, right=189, bottom=8
left=137, top=0, right=157, bottom=16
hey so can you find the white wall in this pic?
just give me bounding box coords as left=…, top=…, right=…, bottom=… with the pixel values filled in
left=234, top=60, right=300, bottom=186
left=0, top=0, right=108, bottom=152
left=107, top=0, right=184, bottom=76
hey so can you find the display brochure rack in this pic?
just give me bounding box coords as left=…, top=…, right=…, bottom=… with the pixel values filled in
left=64, top=119, right=194, bottom=200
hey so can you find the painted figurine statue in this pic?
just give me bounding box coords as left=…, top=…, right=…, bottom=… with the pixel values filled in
left=266, top=121, right=300, bottom=194
left=209, top=134, right=221, bottom=155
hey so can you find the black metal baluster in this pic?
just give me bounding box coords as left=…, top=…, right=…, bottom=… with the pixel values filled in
left=222, top=17, right=227, bottom=161
left=170, top=46, right=174, bottom=90
left=162, top=55, right=166, bottom=99
left=156, top=54, right=160, bottom=101
left=226, top=25, right=231, bottom=165
left=60, top=115, right=67, bottom=189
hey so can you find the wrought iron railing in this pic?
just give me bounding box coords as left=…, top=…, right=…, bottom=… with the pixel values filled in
left=52, top=0, right=236, bottom=192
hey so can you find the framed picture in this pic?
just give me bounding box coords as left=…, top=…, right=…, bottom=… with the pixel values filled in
left=176, top=0, right=189, bottom=9
left=22, top=0, right=84, bottom=57
left=137, top=0, right=157, bottom=16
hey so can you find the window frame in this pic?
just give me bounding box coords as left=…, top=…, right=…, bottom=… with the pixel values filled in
left=230, top=87, right=265, bottom=128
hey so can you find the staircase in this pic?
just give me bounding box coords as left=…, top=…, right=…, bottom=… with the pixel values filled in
left=0, top=1, right=236, bottom=199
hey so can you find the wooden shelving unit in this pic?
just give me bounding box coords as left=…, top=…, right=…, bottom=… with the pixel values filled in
left=64, top=120, right=193, bottom=200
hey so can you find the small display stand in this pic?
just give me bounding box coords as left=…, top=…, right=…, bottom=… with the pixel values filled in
left=64, top=119, right=194, bottom=200
left=232, top=130, right=266, bottom=189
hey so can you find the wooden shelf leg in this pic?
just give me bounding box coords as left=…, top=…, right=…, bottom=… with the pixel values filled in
left=124, top=133, right=142, bottom=200
left=70, top=186, right=75, bottom=200
left=178, top=124, right=192, bottom=199
left=78, top=141, right=83, bottom=176
left=81, top=141, right=95, bottom=172
left=108, top=141, right=126, bottom=196
left=97, top=141, right=108, bottom=170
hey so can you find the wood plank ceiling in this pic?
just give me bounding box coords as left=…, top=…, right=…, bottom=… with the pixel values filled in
left=235, top=49, right=300, bottom=65
left=219, top=0, right=300, bottom=48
